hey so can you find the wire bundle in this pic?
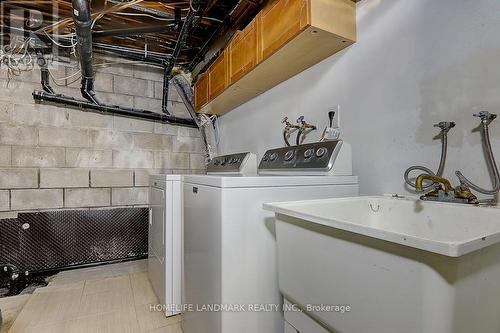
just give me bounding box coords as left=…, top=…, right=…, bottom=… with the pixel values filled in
left=0, top=36, right=35, bottom=79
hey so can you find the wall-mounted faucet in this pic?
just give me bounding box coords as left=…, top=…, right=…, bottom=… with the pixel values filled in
left=455, top=111, right=500, bottom=195
left=408, top=112, right=500, bottom=205
left=404, top=121, right=455, bottom=190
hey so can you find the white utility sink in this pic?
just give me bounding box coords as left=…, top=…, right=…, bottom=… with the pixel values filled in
left=264, top=196, right=500, bottom=333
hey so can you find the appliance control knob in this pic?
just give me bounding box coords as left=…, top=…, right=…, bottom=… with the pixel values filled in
left=316, top=147, right=327, bottom=158
left=262, top=154, right=269, bottom=162
left=214, top=160, right=220, bottom=166
left=220, top=158, right=227, bottom=166
left=270, top=153, right=278, bottom=161
left=304, top=149, right=314, bottom=159
left=284, top=150, right=295, bottom=161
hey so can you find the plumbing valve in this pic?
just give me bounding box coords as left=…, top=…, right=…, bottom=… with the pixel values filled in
left=282, top=117, right=300, bottom=147
left=295, top=116, right=316, bottom=145
left=474, top=111, right=497, bottom=124
left=281, top=116, right=291, bottom=127
left=296, top=116, right=316, bottom=130
left=434, top=121, right=455, bottom=132
left=282, top=116, right=300, bottom=131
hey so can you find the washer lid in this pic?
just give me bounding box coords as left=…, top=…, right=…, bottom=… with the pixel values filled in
left=182, top=175, right=358, bottom=188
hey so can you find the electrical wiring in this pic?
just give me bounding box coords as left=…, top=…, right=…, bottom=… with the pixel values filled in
left=114, top=12, right=222, bottom=23
left=49, top=33, right=77, bottom=38
left=35, top=0, right=145, bottom=34
left=47, top=54, right=169, bottom=87
left=0, top=33, right=162, bottom=86
left=35, top=17, right=74, bottom=34
left=0, top=36, right=35, bottom=79
left=93, top=60, right=160, bottom=68
left=91, top=0, right=145, bottom=29
left=114, top=12, right=175, bottom=21
left=195, top=16, right=223, bottom=23
left=160, top=3, right=189, bottom=12
left=43, top=31, right=77, bottom=49
left=48, top=67, right=82, bottom=86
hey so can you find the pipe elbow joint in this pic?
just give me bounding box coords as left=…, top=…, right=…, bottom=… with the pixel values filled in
left=81, top=89, right=99, bottom=105
left=81, top=77, right=99, bottom=105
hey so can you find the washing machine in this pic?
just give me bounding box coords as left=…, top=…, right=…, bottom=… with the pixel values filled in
left=182, top=140, right=359, bottom=333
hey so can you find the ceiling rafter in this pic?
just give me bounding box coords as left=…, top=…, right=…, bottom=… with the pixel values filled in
left=1, top=0, right=267, bottom=69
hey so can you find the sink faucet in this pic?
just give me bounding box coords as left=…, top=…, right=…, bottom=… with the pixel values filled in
left=415, top=174, right=478, bottom=204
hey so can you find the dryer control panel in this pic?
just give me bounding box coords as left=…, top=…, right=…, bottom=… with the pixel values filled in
left=207, top=152, right=257, bottom=175
left=258, top=140, right=347, bottom=175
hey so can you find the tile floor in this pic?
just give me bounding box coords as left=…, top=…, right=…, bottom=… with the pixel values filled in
left=0, top=260, right=182, bottom=333
left=0, top=295, right=30, bottom=333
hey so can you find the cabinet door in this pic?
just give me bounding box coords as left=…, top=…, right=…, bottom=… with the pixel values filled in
left=259, top=0, right=309, bottom=60
left=229, top=18, right=259, bottom=84
left=208, top=51, right=229, bottom=100
left=194, top=74, right=208, bottom=111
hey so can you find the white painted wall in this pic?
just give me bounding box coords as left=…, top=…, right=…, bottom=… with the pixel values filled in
left=218, top=0, right=500, bottom=196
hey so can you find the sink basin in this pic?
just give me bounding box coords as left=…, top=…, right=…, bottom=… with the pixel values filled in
left=265, top=195, right=500, bottom=257
left=264, top=196, right=500, bottom=333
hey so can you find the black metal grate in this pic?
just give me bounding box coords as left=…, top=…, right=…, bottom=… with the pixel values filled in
left=0, top=217, right=20, bottom=270
left=0, top=208, right=148, bottom=272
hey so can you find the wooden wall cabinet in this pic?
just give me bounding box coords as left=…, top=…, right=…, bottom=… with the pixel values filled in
left=194, top=73, right=208, bottom=111
left=208, top=50, right=229, bottom=100
left=229, top=18, right=260, bottom=84
left=196, top=0, right=357, bottom=115
left=259, top=0, right=309, bottom=60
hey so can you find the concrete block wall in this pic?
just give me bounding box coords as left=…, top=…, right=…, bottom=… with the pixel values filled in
left=0, top=55, right=206, bottom=214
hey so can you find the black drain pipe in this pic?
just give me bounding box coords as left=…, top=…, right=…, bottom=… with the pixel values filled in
left=162, top=0, right=202, bottom=114
left=72, top=0, right=99, bottom=104
left=33, top=0, right=199, bottom=128
left=33, top=91, right=198, bottom=128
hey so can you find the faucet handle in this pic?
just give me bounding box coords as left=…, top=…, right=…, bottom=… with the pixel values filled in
left=474, top=111, right=497, bottom=123
left=434, top=121, right=456, bottom=132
